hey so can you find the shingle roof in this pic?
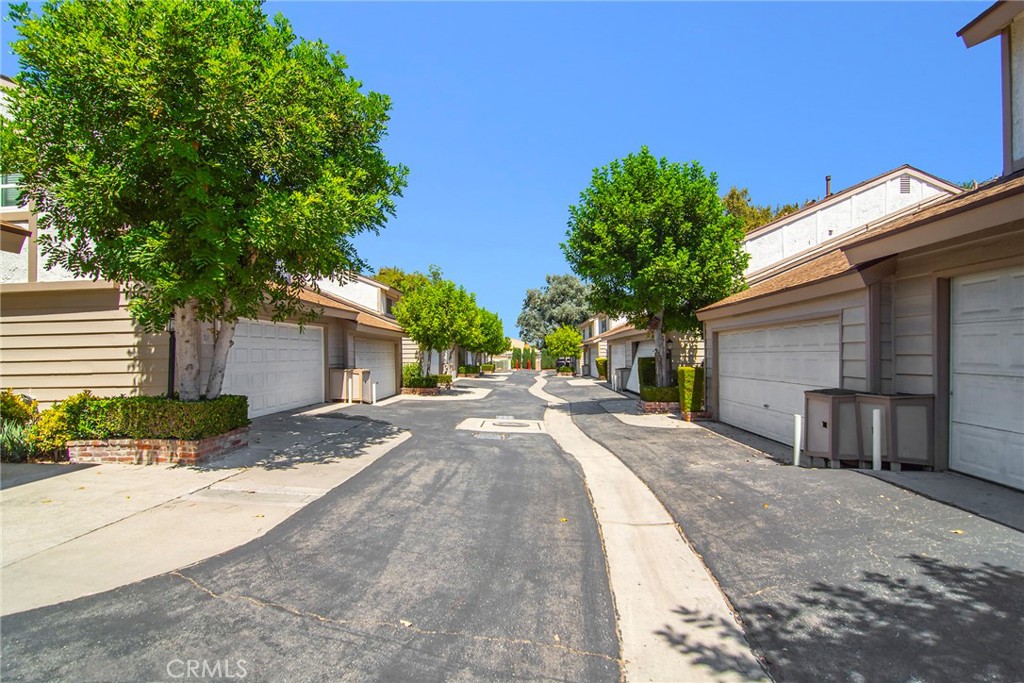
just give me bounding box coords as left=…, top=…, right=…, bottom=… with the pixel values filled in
left=299, top=288, right=404, bottom=333
left=699, top=171, right=1024, bottom=315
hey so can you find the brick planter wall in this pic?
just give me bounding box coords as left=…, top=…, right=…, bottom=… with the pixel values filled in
left=679, top=410, right=710, bottom=422
left=402, top=387, right=440, bottom=396
left=68, top=426, right=250, bottom=466
left=638, top=400, right=678, bottom=414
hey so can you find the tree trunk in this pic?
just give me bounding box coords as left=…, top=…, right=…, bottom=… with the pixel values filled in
left=651, top=311, right=671, bottom=388
left=443, top=347, right=455, bottom=377
left=205, top=308, right=237, bottom=400
left=174, top=299, right=202, bottom=401
left=417, top=346, right=427, bottom=376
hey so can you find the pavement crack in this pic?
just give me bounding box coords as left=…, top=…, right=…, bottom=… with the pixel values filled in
left=170, top=571, right=623, bottom=666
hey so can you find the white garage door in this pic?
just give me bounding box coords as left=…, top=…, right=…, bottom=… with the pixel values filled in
left=222, top=320, right=324, bottom=418
left=719, top=319, right=841, bottom=445
left=354, top=338, right=397, bottom=400
left=950, top=268, right=1024, bottom=490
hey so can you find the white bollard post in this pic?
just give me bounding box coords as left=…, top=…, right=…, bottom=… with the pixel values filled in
left=793, top=414, right=803, bottom=467
left=872, top=408, right=882, bottom=471
left=372, top=382, right=377, bottom=405
left=348, top=376, right=353, bottom=404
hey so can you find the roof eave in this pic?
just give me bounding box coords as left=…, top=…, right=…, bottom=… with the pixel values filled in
left=958, top=1, right=1020, bottom=47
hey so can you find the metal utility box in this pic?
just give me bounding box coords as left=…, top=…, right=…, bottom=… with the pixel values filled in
left=804, top=389, right=860, bottom=463
left=855, top=394, right=935, bottom=468
left=613, top=367, right=630, bottom=391
left=329, top=368, right=371, bottom=403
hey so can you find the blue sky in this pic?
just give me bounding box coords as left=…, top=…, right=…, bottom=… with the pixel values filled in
left=2, top=2, right=1002, bottom=338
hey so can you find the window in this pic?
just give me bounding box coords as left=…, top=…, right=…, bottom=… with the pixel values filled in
left=599, top=318, right=609, bottom=334
left=1, top=173, right=22, bottom=208
left=384, top=296, right=394, bottom=316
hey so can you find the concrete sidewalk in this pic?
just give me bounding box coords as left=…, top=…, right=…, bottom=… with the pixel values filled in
left=1, top=403, right=409, bottom=616
left=541, top=375, right=1024, bottom=683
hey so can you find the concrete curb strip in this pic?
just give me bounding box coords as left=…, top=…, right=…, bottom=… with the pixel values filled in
left=544, top=407, right=769, bottom=683
left=0, top=429, right=412, bottom=616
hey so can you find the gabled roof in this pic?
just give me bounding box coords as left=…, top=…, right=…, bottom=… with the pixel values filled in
left=958, top=1, right=1022, bottom=47
left=299, top=287, right=403, bottom=333
left=699, top=171, right=1024, bottom=317
left=742, top=164, right=961, bottom=242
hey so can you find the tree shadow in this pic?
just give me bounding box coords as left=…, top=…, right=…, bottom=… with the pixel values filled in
left=189, top=412, right=405, bottom=471
left=657, top=554, right=1024, bottom=682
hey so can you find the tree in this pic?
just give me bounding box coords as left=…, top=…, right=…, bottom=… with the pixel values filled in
left=516, top=274, right=591, bottom=347
left=373, top=265, right=438, bottom=294
left=722, top=186, right=800, bottom=233
left=544, top=326, right=582, bottom=361
left=1, top=0, right=407, bottom=401
left=562, top=146, right=747, bottom=387
left=392, top=277, right=476, bottom=377
left=465, top=308, right=508, bottom=365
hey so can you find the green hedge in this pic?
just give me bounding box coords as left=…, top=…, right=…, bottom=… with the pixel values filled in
left=638, top=357, right=656, bottom=387
left=678, top=366, right=705, bottom=413
left=557, top=366, right=574, bottom=374
left=434, top=374, right=453, bottom=386
left=595, top=357, right=608, bottom=380
left=28, top=392, right=250, bottom=454
left=541, top=348, right=557, bottom=370
left=405, top=375, right=438, bottom=388
left=640, top=385, right=679, bottom=403
left=481, top=364, right=495, bottom=373
left=458, top=365, right=481, bottom=375
left=402, top=363, right=421, bottom=385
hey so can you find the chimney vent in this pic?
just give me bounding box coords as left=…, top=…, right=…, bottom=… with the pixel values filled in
left=825, top=175, right=832, bottom=197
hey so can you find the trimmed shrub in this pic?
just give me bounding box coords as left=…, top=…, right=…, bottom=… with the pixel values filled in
left=458, top=365, right=480, bottom=375
left=1, top=389, right=38, bottom=426
left=595, top=357, right=608, bottom=380
left=638, top=357, right=656, bottom=387
left=541, top=348, right=557, bottom=370
left=640, top=385, right=679, bottom=403
left=678, top=366, right=705, bottom=413
left=433, top=374, right=453, bottom=387
left=638, top=357, right=679, bottom=387
left=557, top=366, right=574, bottom=374
left=27, top=391, right=97, bottom=456
left=481, top=364, right=495, bottom=373
left=403, top=363, right=421, bottom=385
left=405, top=375, right=438, bottom=389
left=28, top=392, right=250, bottom=456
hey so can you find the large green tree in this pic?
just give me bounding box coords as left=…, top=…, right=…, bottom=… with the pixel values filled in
left=373, top=265, right=437, bottom=294
left=722, top=186, right=800, bottom=233
left=392, top=277, right=476, bottom=377
left=562, top=146, right=747, bottom=387
left=1, top=0, right=406, bottom=400
left=544, top=326, right=582, bottom=361
left=516, top=273, right=591, bottom=347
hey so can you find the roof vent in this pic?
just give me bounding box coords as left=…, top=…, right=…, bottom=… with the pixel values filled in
left=900, top=175, right=911, bottom=194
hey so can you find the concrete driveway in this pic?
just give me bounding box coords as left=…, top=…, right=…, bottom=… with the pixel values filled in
left=543, top=376, right=1024, bottom=683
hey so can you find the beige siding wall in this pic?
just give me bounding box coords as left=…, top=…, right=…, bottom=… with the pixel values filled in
left=841, top=306, right=868, bottom=391
left=892, top=274, right=934, bottom=394
left=879, top=279, right=895, bottom=394
left=890, top=225, right=1024, bottom=396
left=0, top=285, right=168, bottom=407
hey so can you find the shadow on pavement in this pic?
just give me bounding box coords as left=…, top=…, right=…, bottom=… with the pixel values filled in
left=190, top=413, right=405, bottom=472
left=657, top=554, right=1024, bottom=683
left=0, top=462, right=99, bottom=490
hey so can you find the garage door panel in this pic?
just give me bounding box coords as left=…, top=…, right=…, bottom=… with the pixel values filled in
left=354, top=339, right=397, bottom=400
left=950, top=267, right=1024, bottom=489
left=718, top=318, right=840, bottom=446
left=950, top=423, right=1024, bottom=490
left=222, top=321, right=323, bottom=418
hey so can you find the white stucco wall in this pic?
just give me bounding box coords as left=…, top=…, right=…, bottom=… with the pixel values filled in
left=1012, top=15, right=1024, bottom=167
left=744, top=173, right=953, bottom=276
left=317, top=277, right=381, bottom=312
left=0, top=244, right=28, bottom=283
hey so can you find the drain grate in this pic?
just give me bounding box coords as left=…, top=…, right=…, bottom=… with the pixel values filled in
left=474, top=433, right=507, bottom=440
left=493, top=421, right=529, bottom=428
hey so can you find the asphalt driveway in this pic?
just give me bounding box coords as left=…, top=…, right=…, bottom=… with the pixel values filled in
left=1, top=374, right=618, bottom=683
left=544, top=376, right=1024, bottom=683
